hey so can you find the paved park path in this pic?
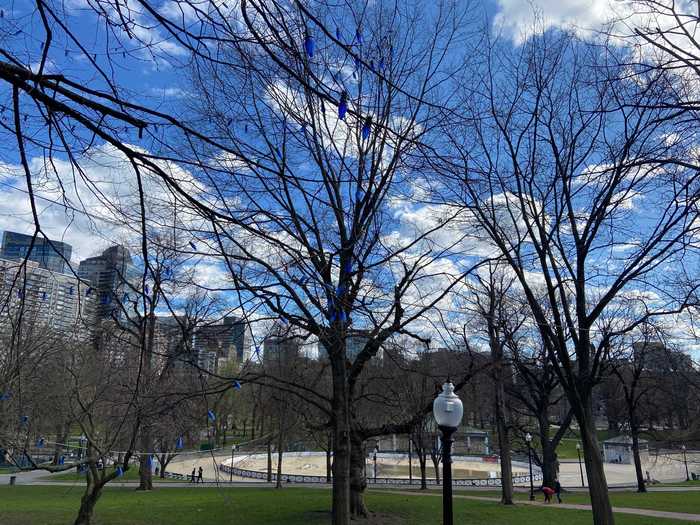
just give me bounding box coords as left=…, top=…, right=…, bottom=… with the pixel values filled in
left=378, top=489, right=700, bottom=522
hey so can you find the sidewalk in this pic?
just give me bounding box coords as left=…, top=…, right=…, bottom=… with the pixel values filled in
left=378, top=490, right=700, bottom=522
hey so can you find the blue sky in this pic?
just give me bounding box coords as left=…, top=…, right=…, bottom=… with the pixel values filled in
left=0, top=0, right=638, bottom=259
left=2, top=0, right=699, bottom=355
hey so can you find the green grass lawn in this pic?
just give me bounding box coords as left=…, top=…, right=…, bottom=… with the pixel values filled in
left=405, top=486, right=700, bottom=515
left=506, top=489, right=700, bottom=515
left=0, top=486, right=693, bottom=525
left=555, top=429, right=616, bottom=459
left=658, top=480, right=700, bottom=487
left=40, top=467, right=186, bottom=483
left=555, top=437, right=582, bottom=459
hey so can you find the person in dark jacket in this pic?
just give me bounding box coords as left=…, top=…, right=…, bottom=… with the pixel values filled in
left=554, top=479, right=563, bottom=503
left=197, top=466, right=204, bottom=483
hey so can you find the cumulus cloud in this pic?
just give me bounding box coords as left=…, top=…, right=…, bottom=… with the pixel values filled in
left=492, top=0, right=630, bottom=44
left=0, top=143, right=205, bottom=264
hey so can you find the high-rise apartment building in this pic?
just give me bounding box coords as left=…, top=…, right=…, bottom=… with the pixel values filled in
left=192, top=316, right=251, bottom=373
left=0, top=256, right=95, bottom=337
left=1, top=231, right=72, bottom=274
left=154, top=315, right=198, bottom=370
left=263, top=332, right=303, bottom=363
left=78, top=245, right=140, bottom=320
left=319, top=329, right=379, bottom=361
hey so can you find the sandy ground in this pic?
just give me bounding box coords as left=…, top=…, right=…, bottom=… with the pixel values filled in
left=167, top=451, right=258, bottom=482
left=228, top=454, right=528, bottom=480
left=558, top=452, right=700, bottom=487
left=167, top=450, right=699, bottom=487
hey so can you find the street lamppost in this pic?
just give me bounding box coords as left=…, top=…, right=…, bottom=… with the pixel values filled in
left=79, top=435, right=87, bottom=460
left=373, top=444, right=379, bottom=482
left=433, top=381, right=463, bottom=525
left=682, top=445, right=690, bottom=481
left=230, top=445, right=237, bottom=482
left=408, top=439, right=413, bottom=485
left=576, top=442, right=585, bottom=487
left=525, top=433, right=534, bottom=501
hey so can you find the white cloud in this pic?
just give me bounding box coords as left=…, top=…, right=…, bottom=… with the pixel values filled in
left=147, top=87, right=189, bottom=99
left=493, top=0, right=626, bottom=44
left=0, top=143, right=205, bottom=265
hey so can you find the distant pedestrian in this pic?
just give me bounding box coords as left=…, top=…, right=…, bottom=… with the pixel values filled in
left=197, top=466, right=203, bottom=483
left=554, top=479, right=562, bottom=503
left=190, top=468, right=196, bottom=483
left=542, top=485, right=555, bottom=503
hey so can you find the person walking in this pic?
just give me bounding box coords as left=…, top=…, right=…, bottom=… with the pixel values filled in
left=542, top=485, right=555, bottom=503
left=197, top=466, right=204, bottom=484
left=554, top=478, right=563, bottom=503
left=190, top=468, right=196, bottom=483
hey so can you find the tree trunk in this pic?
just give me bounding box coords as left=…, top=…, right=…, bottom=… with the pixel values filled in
left=630, top=419, right=646, bottom=493
left=73, top=483, right=102, bottom=525
left=492, top=346, right=513, bottom=504
left=266, top=440, right=272, bottom=482
left=578, top=402, right=614, bottom=525
left=137, top=427, right=153, bottom=490
left=52, top=422, right=69, bottom=465
left=540, top=440, right=558, bottom=488
left=326, top=433, right=333, bottom=483
left=430, top=448, right=440, bottom=484
left=275, top=404, right=285, bottom=489
left=159, top=454, right=169, bottom=479
left=73, top=460, right=103, bottom=525
left=138, top=313, right=155, bottom=491
left=418, top=450, right=427, bottom=490
left=496, top=418, right=513, bottom=504
left=330, top=359, right=351, bottom=525
left=349, top=431, right=369, bottom=517
left=275, top=447, right=284, bottom=489
left=538, top=411, right=556, bottom=488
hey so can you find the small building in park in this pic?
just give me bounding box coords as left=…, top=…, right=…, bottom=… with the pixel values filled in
left=603, top=435, right=649, bottom=464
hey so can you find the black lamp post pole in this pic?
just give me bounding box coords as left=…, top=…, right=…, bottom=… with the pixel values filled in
left=577, top=447, right=585, bottom=487
left=230, top=446, right=235, bottom=482
left=527, top=442, right=534, bottom=501
left=408, top=439, right=413, bottom=485
left=439, top=425, right=456, bottom=525
left=374, top=448, right=378, bottom=482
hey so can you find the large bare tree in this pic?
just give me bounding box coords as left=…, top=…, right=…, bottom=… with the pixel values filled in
left=441, top=29, right=700, bottom=525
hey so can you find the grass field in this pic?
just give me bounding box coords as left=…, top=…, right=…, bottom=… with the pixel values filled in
left=394, top=486, right=700, bottom=515
left=0, top=486, right=694, bottom=525
left=455, top=487, right=700, bottom=514
left=541, top=489, right=700, bottom=514
left=41, top=468, right=186, bottom=483
left=660, top=480, right=700, bottom=487
left=554, top=430, right=616, bottom=459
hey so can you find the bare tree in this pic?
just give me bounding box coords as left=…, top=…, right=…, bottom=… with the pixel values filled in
left=464, top=263, right=522, bottom=504
left=442, top=29, right=700, bottom=525
left=175, top=2, right=480, bottom=521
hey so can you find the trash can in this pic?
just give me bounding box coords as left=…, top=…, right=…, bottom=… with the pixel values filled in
left=9, top=476, right=16, bottom=485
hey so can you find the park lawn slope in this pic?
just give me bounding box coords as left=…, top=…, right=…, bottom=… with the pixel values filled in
left=502, top=489, right=700, bottom=515
left=0, top=486, right=692, bottom=525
